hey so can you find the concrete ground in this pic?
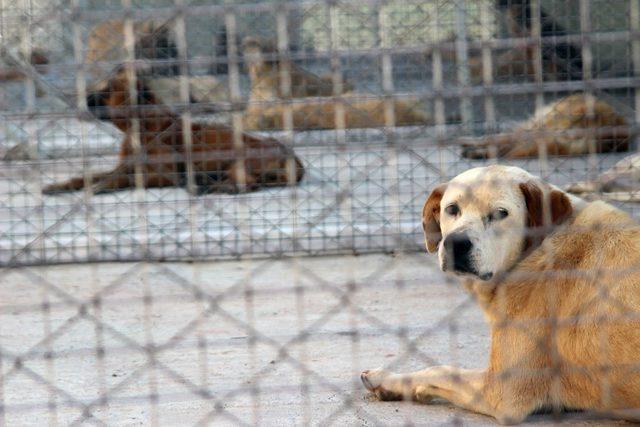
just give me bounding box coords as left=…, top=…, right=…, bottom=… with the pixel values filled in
left=0, top=253, right=628, bottom=426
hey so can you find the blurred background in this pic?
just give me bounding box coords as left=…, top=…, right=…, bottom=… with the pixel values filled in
left=1, top=0, right=638, bottom=266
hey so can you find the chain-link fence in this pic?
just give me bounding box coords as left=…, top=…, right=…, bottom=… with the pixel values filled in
left=1, top=0, right=640, bottom=424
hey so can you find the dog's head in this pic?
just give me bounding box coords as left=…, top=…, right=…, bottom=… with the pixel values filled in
left=86, top=66, right=158, bottom=127
left=422, top=165, right=573, bottom=281
left=241, top=37, right=278, bottom=75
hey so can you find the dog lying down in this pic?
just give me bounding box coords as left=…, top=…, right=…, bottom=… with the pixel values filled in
left=241, top=37, right=431, bottom=130
left=243, top=95, right=432, bottom=130
left=42, top=67, right=304, bottom=195
left=566, top=153, right=640, bottom=202
left=362, top=165, right=640, bottom=424
left=461, top=94, right=632, bottom=159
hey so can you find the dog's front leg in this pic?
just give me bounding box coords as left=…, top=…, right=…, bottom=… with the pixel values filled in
left=42, top=166, right=131, bottom=195
left=361, top=366, right=529, bottom=425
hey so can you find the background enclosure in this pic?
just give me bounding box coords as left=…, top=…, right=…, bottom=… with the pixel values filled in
left=0, top=1, right=639, bottom=425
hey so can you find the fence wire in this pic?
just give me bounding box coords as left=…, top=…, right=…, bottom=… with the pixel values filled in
left=0, top=0, right=639, bottom=425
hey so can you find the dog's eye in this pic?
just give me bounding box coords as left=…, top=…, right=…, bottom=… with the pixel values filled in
left=445, top=204, right=460, bottom=216
left=489, top=208, right=509, bottom=222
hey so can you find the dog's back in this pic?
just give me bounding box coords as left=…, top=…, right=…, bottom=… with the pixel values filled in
left=517, top=200, right=639, bottom=284
left=494, top=200, right=640, bottom=412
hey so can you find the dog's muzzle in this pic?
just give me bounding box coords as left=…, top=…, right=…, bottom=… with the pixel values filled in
left=443, top=231, right=474, bottom=274
left=86, top=92, right=110, bottom=121
left=442, top=231, right=494, bottom=281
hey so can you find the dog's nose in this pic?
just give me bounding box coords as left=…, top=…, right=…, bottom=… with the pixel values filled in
left=479, top=272, right=493, bottom=281
left=86, top=92, right=109, bottom=120
left=86, top=92, right=102, bottom=109
left=443, top=231, right=474, bottom=274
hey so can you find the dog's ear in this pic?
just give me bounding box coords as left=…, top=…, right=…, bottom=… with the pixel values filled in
left=422, top=183, right=448, bottom=253
left=519, top=180, right=572, bottom=248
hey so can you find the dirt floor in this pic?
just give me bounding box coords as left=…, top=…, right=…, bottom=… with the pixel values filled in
left=0, top=252, right=629, bottom=426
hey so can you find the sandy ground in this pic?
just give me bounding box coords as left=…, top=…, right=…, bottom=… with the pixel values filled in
left=0, top=253, right=628, bottom=426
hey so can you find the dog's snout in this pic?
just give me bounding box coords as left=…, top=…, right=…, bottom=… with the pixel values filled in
left=87, top=92, right=104, bottom=109
left=444, top=231, right=472, bottom=259
left=443, top=231, right=474, bottom=274
left=86, top=92, right=109, bottom=120
left=479, top=272, right=493, bottom=281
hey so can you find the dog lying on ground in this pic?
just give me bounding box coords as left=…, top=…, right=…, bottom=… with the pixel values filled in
left=42, top=67, right=304, bottom=195
left=567, top=153, right=640, bottom=202
left=241, top=37, right=431, bottom=130
left=362, top=165, right=640, bottom=424
left=243, top=94, right=432, bottom=130
left=461, top=94, right=632, bottom=159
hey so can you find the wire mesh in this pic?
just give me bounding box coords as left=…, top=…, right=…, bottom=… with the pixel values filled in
left=0, top=0, right=639, bottom=425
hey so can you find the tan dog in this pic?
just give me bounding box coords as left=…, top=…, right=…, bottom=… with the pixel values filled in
left=461, top=94, right=632, bottom=159
left=242, top=37, right=352, bottom=101
left=362, top=165, right=640, bottom=424
left=243, top=95, right=432, bottom=130
left=241, top=37, right=431, bottom=130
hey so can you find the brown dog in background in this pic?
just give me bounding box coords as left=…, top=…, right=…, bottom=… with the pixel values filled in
left=42, top=68, right=304, bottom=195
left=362, top=165, right=640, bottom=424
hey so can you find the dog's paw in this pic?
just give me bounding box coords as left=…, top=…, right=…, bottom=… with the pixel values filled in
left=361, top=368, right=390, bottom=391
left=42, top=183, right=71, bottom=195
left=361, top=368, right=404, bottom=401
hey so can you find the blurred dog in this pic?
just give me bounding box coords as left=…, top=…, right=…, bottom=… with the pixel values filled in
left=362, top=165, right=640, bottom=424
left=461, top=94, right=632, bottom=159
left=243, top=94, right=432, bottom=130
left=241, top=37, right=431, bottom=130
left=242, top=37, right=352, bottom=100
left=42, top=68, right=304, bottom=195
